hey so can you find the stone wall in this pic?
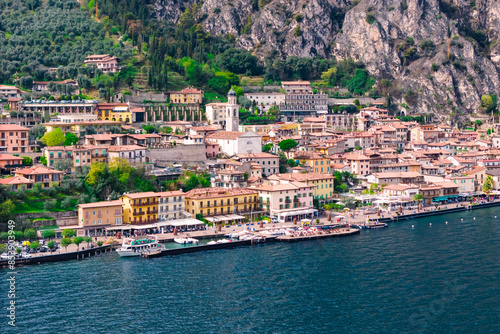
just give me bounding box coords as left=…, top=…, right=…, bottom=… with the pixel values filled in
left=148, top=145, right=207, bottom=164
left=15, top=210, right=77, bottom=221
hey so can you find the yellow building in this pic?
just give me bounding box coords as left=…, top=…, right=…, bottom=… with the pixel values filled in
left=96, top=103, right=133, bottom=124
left=120, top=192, right=159, bottom=224
left=185, top=188, right=259, bottom=219
left=295, top=151, right=330, bottom=173
left=408, top=162, right=422, bottom=173
left=43, top=120, right=122, bottom=137
left=269, top=173, right=335, bottom=200
left=169, top=87, right=203, bottom=105
left=77, top=200, right=123, bottom=236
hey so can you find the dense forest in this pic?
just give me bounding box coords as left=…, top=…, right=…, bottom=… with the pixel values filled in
left=0, top=0, right=131, bottom=86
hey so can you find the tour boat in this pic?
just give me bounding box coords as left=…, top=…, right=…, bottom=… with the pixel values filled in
left=116, top=236, right=163, bottom=257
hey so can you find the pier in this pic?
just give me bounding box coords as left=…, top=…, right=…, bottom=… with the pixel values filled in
left=276, top=228, right=360, bottom=242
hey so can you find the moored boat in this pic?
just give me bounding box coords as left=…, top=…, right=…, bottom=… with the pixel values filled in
left=116, top=236, right=163, bottom=257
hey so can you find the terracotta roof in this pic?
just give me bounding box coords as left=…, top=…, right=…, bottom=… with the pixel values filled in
left=156, top=190, right=184, bottom=197
left=274, top=172, right=334, bottom=181
left=78, top=200, right=123, bottom=209
left=185, top=187, right=257, bottom=199
left=14, top=166, right=63, bottom=175
left=254, top=181, right=312, bottom=192
left=0, top=124, right=29, bottom=131
left=107, top=145, right=145, bottom=152
left=0, top=154, right=23, bottom=161
left=0, top=176, right=33, bottom=185
left=236, top=153, right=278, bottom=159
left=121, top=192, right=159, bottom=199
left=206, top=131, right=244, bottom=140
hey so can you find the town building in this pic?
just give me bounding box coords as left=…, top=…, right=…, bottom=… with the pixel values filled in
left=121, top=192, right=159, bottom=224
left=43, top=120, right=122, bottom=137
left=235, top=153, right=279, bottom=176
left=84, top=54, right=120, bottom=73
left=244, top=92, right=285, bottom=111
left=78, top=200, right=124, bottom=236
left=158, top=191, right=186, bottom=221
left=281, top=81, right=312, bottom=94
left=0, top=154, right=23, bottom=173
left=294, top=151, right=330, bottom=173
left=0, top=176, right=34, bottom=190
left=0, top=85, right=22, bottom=99
left=107, top=145, right=148, bottom=166
left=0, top=124, right=33, bottom=153
left=269, top=172, right=335, bottom=200
left=168, top=87, right=203, bottom=105
left=252, top=180, right=316, bottom=222
left=185, top=188, right=259, bottom=221
left=95, top=103, right=132, bottom=124
left=205, top=131, right=262, bottom=156
left=13, top=166, right=63, bottom=188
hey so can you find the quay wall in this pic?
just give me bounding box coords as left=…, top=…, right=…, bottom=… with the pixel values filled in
left=15, top=210, right=77, bottom=221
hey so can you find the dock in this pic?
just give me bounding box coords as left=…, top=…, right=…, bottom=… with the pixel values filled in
left=276, top=228, right=360, bottom=242
left=141, top=237, right=272, bottom=258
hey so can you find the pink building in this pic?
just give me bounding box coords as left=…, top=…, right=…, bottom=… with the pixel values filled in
left=252, top=180, right=316, bottom=222
left=205, top=140, right=220, bottom=158
left=0, top=124, right=33, bottom=153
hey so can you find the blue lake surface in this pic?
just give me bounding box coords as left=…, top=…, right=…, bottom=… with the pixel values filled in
left=1, top=207, right=499, bottom=333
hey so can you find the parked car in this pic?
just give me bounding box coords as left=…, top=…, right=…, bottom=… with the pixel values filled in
left=39, top=246, right=50, bottom=253
left=19, top=252, right=32, bottom=258
left=1, top=253, right=11, bottom=260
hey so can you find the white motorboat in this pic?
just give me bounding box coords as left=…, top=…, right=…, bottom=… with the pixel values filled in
left=207, top=240, right=217, bottom=245
left=216, top=239, right=231, bottom=244
left=116, top=236, right=163, bottom=257
left=174, top=237, right=199, bottom=245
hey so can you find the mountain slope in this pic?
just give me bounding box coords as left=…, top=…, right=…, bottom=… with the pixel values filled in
left=155, top=0, right=500, bottom=118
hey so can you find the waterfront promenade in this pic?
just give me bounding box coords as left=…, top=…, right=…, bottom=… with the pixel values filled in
left=19, top=197, right=499, bottom=258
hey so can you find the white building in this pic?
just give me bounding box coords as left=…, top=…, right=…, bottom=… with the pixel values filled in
left=205, top=89, right=240, bottom=130
left=236, top=153, right=280, bottom=176
left=205, top=131, right=262, bottom=156
left=158, top=191, right=186, bottom=221
left=244, top=92, right=285, bottom=111
left=107, top=145, right=147, bottom=165
left=0, top=85, right=22, bottom=99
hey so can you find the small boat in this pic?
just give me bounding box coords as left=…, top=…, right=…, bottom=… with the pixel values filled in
left=364, top=222, right=388, bottom=229
left=116, top=236, right=163, bottom=257
left=174, top=237, right=199, bottom=244
left=207, top=240, right=217, bottom=245
left=216, top=239, right=231, bottom=244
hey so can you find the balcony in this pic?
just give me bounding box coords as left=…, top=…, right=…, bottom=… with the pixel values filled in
left=132, top=209, right=158, bottom=216
left=133, top=200, right=158, bottom=207
left=92, top=153, right=108, bottom=158
left=285, top=198, right=291, bottom=204
left=293, top=198, right=299, bottom=203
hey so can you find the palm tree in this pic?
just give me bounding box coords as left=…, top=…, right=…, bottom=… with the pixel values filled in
left=413, top=194, right=425, bottom=212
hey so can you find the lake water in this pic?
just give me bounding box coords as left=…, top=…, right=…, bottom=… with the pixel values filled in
left=1, top=207, right=499, bottom=333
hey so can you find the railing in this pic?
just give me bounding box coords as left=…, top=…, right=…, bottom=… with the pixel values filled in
left=134, top=200, right=158, bottom=207
left=285, top=198, right=291, bottom=203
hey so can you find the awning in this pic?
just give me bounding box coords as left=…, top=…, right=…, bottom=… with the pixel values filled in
left=224, top=214, right=245, bottom=220
left=170, top=218, right=205, bottom=226
left=432, top=196, right=449, bottom=201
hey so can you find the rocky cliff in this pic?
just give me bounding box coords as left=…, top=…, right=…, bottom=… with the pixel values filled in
left=155, top=0, right=500, bottom=117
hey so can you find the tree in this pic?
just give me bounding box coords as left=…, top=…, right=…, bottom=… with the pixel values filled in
left=85, top=126, right=97, bottom=135
left=47, top=240, right=56, bottom=254
left=413, top=193, right=425, bottom=212
left=24, top=228, right=37, bottom=240
left=40, top=156, right=47, bottom=166
left=61, top=197, right=73, bottom=210
left=41, top=229, right=56, bottom=240
left=41, top=128, right=65, bottom=146
left=84, top=236, right=92, bottom=248
left=61, top=229, right=76, bottom=238
left=97, top=241, right=103, bottom=247
left=53, top=159, right=73, bottom=172
left=483, top=175, right=494, bottom=195
left=262, top=143, right=273, bottom=152
left=43, top=199, right=57, bottom=211
left=0, top=199, right=15, bottom=224
left=30, top=241, right=40, bottom=252
left=22, top=156, right=33, bottom=166
left=342, top=197, right=357, bottom=210
left=64, top=133, right=79, bottom=146
left=481, top=94, right=496, bottom=112
left=73, top=236, right=84, bottom=250
left=279, top=139, right=298, bottom=152
left=20, top=75, right=33, bottom=89
left=29, top=124, right=46, bottom=139
left=60, top=237, right=72, bottom=252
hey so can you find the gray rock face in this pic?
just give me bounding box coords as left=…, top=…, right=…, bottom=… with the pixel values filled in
left=154, top=0, right=500, bottom=115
